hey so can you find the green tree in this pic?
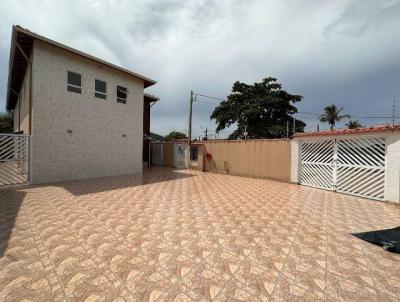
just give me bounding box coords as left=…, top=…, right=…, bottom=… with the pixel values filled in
left=0, top=111, right=14, bottom=133
left=164, top=131, right=187, bottom=140
left=346, top=120, right=362, bottom=129
left=319, top=105, right=350, bottom=130
left=210, top=77, right=306, bottom=139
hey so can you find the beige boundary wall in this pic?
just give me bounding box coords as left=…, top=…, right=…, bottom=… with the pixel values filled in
left=198, top=139, right=291, bottom=182
left=162, top=141, right=175, bottom=167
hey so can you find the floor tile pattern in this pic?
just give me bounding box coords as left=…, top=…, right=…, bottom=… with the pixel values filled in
left=1, top=167, right=400, bottom=301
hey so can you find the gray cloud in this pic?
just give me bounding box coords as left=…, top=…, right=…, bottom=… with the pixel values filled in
left=1, top=0, right=399, bottom=137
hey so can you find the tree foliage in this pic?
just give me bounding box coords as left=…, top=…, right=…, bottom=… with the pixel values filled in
left=319, top=105, right=350, bottom=130
left=210, top=77, right=306, bottom=139
left=346, top=120, right=362, bottom=129
left=0, top=111, right=14, bottom=133
left=164, top=131, right=187, bottom=141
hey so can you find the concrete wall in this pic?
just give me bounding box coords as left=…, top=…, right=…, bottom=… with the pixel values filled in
left=162, top=142, right=174, bottom=167
left=30, top=40, right=144, bottom=184
left=384, top=132, right=400, bottom=203
left=290, top=138, right=301, bottom=183
left=14, top=63, right=31, bottom=133
left=203, top=139, right=291, bottom=182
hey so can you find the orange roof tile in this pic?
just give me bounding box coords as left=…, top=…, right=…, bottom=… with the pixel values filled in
left=294, top=124, right=400, bottom=138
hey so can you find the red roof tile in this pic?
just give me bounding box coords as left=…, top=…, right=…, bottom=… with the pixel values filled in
left=294, top=124, right=400, bottom=138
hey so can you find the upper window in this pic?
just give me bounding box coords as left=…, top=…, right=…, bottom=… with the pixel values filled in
left=117, top=86, right=127, bottom=104
left=67, top=71, right=82, bottom=93
left=95, top=79, right=107, bottom=99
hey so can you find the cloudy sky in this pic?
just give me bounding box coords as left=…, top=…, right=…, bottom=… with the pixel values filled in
left=1, top=0, right=399, bottom=137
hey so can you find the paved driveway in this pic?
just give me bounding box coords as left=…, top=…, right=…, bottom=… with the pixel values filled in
left=1, top=168, right=400, bottom=301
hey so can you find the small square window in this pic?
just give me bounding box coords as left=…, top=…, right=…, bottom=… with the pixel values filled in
left=117, top=86, right=127, bottom=104
left=95, top=79, right=106, bottom=99
left=67, top=71, right=81, bottom=93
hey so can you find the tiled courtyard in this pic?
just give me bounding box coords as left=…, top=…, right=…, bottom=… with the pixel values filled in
left=1, top=167, right=400, bottom=301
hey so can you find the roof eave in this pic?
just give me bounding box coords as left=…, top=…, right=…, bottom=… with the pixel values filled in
left=144, top=93, right=160, bottom=102
left=5, top=26, right=18, bottom=111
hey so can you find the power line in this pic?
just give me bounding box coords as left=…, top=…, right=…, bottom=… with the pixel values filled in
left=194, top=102, right=400, bottom=120
left=295, top=111, right=400, bottom=119
left=195, top=93, right=225, bottom=102
left=195, top=99, right=218, bottom=105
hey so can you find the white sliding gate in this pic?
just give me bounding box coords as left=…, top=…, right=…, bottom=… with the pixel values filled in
left=0, top=134, right=30, bottom=186
left=300, top=137, right=385, bottom=200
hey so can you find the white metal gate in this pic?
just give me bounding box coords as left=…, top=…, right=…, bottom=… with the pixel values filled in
left=300, top=137, right=385, bottom=200
left=0, top=134, right=30, bottom=186
left=173, top=143, right=187, bottom=169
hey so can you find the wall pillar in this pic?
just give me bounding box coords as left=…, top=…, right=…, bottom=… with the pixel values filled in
left=384, top=133, right=400, bottom=203
left=290, top=138, right=301, bottom=183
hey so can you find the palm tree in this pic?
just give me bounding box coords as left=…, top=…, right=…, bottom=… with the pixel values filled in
left=346, top=120, right=362, bottom=129
left=319, top=105, right=350, bottom=130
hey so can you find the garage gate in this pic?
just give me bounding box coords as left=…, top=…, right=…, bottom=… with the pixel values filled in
left=300, top=137, right=385, bottom=200
left=0, top=134, right=30, bottom=186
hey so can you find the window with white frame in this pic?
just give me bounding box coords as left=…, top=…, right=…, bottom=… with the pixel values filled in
left=117, top=86, right=127, bottom=104
left=67, top=71, right=82, bottom=93
left=95, top=79, right=106, bottom=99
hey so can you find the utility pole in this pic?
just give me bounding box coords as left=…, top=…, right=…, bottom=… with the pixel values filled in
left=293, top=117, right=296, bottom=135
left=185, top=91, right=194, bottom=169
left=244, top=126, right=248, bottom=140
left=205, top=127, right=208, bottom=140
left=392, top=99, right=396, bottom=127
left=188, top=91, right=194, bottom=144
left=286, top=121, right=289, bottom=139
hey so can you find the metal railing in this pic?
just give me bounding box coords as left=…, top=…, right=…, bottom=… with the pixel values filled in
left=0, top=134, right=30, bottom=186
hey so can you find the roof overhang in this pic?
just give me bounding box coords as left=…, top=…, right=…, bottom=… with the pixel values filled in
left=144, top=93, right=160, bottom=102
left=293, top=124, right=400, bottom=138
left=6, top=25, right=157, bottom=110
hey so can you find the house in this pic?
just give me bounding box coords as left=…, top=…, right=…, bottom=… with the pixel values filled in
left=6, top=25, right=157, bottom=184
left=143, top=93, right=159, bottom=167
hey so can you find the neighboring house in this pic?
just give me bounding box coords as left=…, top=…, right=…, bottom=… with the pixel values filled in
left=6, top=25, right=157, bottom=184
left=143, top=93, right=159, bottom=166
left=150, top=132, right=164, bottom=141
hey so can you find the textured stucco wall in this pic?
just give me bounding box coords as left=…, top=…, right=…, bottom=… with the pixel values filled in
left=31, top=40, right=144, bottom=184
left=384, top=132, right=400, bottom=203
left=290, top=138, right=300, bottom=183
left=13, top=64, right=31, bottom=133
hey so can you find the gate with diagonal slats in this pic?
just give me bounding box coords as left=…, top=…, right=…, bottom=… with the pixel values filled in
left=0, top=134, right=30, bottom=186
left=300, top=136, right=386, bottom=201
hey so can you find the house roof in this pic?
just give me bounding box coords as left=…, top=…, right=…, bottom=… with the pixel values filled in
left=144, top=93, right=160, bottom=102
left=294, top=124, right=400, bottom=138
left=6, top=25, right=157, bottom=110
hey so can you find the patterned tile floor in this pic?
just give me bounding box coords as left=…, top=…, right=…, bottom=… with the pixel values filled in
left=1, top=167, right=400, bottom=301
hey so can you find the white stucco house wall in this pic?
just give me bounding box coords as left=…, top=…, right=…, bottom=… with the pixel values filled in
left=6, top=25, right=157, bottom=184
